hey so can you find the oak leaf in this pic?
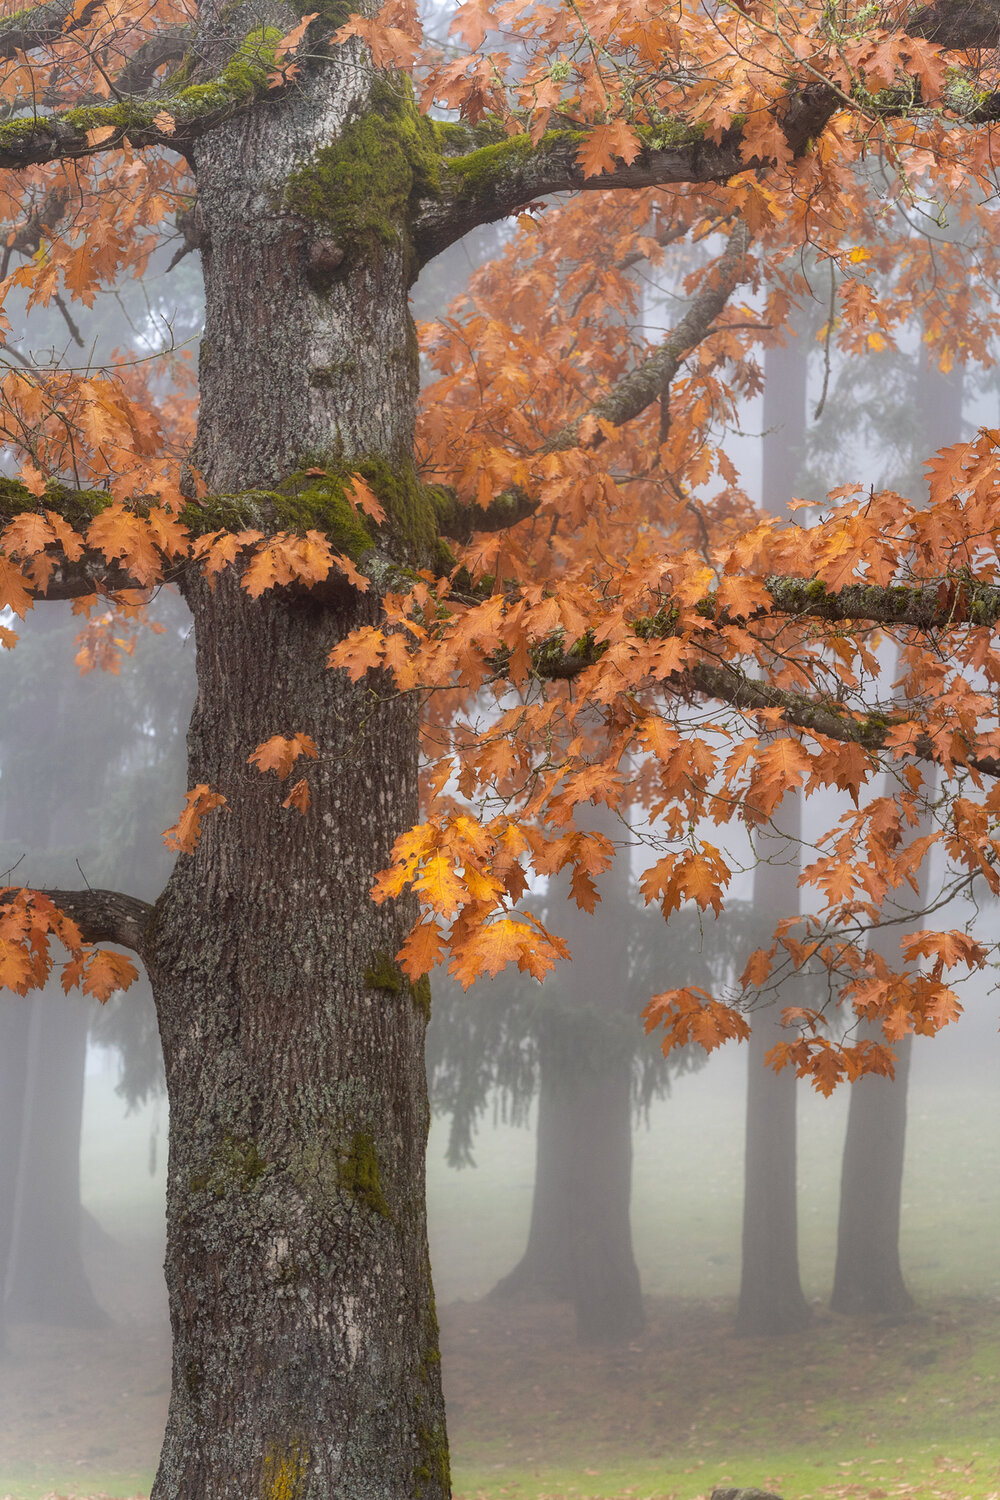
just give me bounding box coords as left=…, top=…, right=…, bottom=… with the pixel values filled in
left=249, top=732, right=319, bottom=779
left=163, top=784, right=229, bottom=853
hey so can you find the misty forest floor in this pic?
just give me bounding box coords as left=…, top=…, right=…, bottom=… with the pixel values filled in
left=0, top=1292, right=997, bottom=1500
left=0, top=1052, right=996, bottom=1500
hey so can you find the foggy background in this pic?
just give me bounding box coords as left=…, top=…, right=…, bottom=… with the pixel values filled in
left=1, top=144, right=999, bottom=1500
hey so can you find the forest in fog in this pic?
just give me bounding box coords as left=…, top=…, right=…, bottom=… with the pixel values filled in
left=1, top=216, right=998, bottom=1498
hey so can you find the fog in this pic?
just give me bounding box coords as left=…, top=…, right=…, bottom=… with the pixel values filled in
left=2, top=207, right=1000, bottom=1500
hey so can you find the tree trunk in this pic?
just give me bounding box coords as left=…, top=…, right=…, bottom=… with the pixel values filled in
left=4, top=983, right=108, bottom=1326
left=830, top=1026, right=914, bottom=1317
left=143, top=72, right=447, bottom=1498
left=1, top=611, right=105, bottom=1335
left=490, top=1032, right=576, bottom=1301
left=736, top=334, right=811, bottom=1338
left=0, top=997, right=30, bottom=1353
left=491, top=814, right=644, bottom=1344
left=831, top=348, right=962, bottom=1320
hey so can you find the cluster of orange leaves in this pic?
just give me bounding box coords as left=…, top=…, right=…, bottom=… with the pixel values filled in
left=4, top=0, right=1000, bottom=1077
left=0, top=888, right=136, bottom=1002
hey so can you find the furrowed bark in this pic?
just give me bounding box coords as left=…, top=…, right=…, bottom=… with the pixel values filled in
left=138, top=29, right=448, bottom=1497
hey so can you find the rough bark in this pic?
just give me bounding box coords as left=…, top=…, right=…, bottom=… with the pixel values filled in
left=134, top=47, right=447, bottom=1498
left=736, top=335, right=811, bottom=1339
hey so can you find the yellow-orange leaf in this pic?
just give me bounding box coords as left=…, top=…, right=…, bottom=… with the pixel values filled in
left=0, top=937, right=32, bottom=994
left=0, top=557, right=34, bottom=617
left=346, top=474, right=387, bottom=524
left=397, top=918, right=445, bottom=980
left=79, top=948, right=138, bottom=1002
left=414, top=853, right=466, bottom=914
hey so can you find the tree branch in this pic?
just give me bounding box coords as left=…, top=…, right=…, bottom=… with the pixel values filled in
left=0, top=28, right=274, bottom=168
left=544, top=219, right=752, bottom=452
left=5, top=887, right=153, bottom=956
left=434, top=485, right=539, bottom=543
left=0, top=0, right=101, bottom=61
left=413, top=127, right=752, bottom=268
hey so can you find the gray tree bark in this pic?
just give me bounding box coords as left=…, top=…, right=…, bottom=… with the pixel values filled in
left=135, top=50, right=447, bottom=1498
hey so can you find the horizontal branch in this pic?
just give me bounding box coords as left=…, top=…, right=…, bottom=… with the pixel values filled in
left=434, top=485, right=539, bottom=543
left=8, top=887, right=153, bottom=955
left=0, top=26, right=274, bottom=168
left=412, top=126, right=753, bottom=268
left=684, top=660, right=1000, bottom=781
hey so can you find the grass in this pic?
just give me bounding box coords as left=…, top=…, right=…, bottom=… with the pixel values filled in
left=0, top=1041, right=996, bottom=1500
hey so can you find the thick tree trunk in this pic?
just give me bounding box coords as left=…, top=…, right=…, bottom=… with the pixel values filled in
left=491, top=815, right=644, bottom=1344
left=143, top=62, right=447, bottom=1497
left=736, top=334, right=810, bottom=1338
left=4, top=984, right=108, bottom=1326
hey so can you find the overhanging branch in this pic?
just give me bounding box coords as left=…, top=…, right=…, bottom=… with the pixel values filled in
left=4, top=887, right=153, bottom=955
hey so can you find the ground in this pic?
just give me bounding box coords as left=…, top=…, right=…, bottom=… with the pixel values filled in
left=0, top=1026, right=996, bottom=1500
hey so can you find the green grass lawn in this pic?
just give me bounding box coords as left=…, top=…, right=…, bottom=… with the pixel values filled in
left=0, top=1042, right=995, bottom=1500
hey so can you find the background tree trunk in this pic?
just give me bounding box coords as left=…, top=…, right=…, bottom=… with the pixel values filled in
left=0, top=610, right=105, bottom=1333
left=491, top=812, right=644, bottom=1343
left=736, top=333, right=811, bottom=1338
left=831, top=348, right=963, bottom=1319
left=0, top=998, right=30, bottom=1353
left=4, top=985, right=108, bottom=1326
left=830, top=1025, right=914, bottom=1317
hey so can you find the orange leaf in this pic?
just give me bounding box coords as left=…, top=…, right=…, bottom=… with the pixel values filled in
left=0, top=556, right=34, bottom=617
left=397, top=918, right=445, bottom=980
left=576, top=120, right=642, bottom=178
left=79, top=948, right=138, bottom=1002
left=282, top=777, right=311, bottom=814
left=414, top=853, right=466, bottom=914
left=163, top=784, right=228, bottom=853
left=345, top=474, right=387, bottom=524
left=248, top=732, right=319, bottom=779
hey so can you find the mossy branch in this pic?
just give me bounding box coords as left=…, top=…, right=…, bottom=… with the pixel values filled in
left=0, top=0, right=101, bottom=60
left=0, top=25, right=279, bottom=168
left=433, top=485, right=539, bottom=543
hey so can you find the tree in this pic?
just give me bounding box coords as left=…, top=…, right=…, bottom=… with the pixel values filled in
left=831, top=335, right=965, bottom=1319
left=736, top=333, right=812, bottom=1338
left=0, top=595, right=189, bottom=1335
left=430, top=827, right=743, bottom=1343
left=3, top=1, right=1000, bottom=1492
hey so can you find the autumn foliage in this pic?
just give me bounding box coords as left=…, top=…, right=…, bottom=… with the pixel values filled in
left=3, top=0, right=1000, bottom=1090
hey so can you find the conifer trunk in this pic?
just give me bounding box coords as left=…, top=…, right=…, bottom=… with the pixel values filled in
left=736, top=334, right=810, bottom=1338
left=492, top=816, right=644, bottom=1344
left=4, top=984, right=107, bottom=1327
left=144, top=68, right=447, bottom=1498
